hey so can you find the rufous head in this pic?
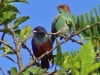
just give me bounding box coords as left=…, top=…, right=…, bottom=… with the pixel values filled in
left=57, top=4, right=71, bottom=13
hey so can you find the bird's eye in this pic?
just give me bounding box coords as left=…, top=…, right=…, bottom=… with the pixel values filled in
left=60, top=6, right=64, bottom=8
left=34, top=28, right=38, bottom=31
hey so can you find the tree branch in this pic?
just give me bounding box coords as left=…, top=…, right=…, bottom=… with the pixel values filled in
left=0, top=67, right=5, bottom=75
left=22, top=43, right=33, bottom=56
left=0, top=33, right=5, bottom=46
left=22, top=43, right=36, bottom=60
left=21, top=34, right=34, bottom=44
left=8, top=27, right=23, bottom=71
left=17, top=22, right=100, bottom=75
left=48, top=32, right=83, bottom=45
left=0, top=40, right=15, bottom=52
left=58, top=34, right=83, bottom=45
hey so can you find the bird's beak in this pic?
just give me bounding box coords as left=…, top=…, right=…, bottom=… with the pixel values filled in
left=32, top=30, right=37, bottom=33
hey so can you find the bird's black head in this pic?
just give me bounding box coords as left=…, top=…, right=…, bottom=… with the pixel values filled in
left=33, top=26, right=47, bottom=37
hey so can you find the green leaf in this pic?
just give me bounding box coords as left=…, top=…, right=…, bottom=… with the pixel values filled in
left=0, top=4, right=20, bottom=14
left=85, top=13, right=93, bottom=36
left=28, top=67, right=46, bottom=75
left=13, top=16, right=29, bottom=29
left=95, top=7, right=100, bottom=36
left=28, top=67, right=39, bottom=74
left=97, top=17, right=100, bottom=35
left=79, top=40, right=95, bottom=75
left=62, top=52, right=70, bottom=69
left=0, top=47, right=5, bottom=50
left=55, top=39, right=63, bottom=66
left=80, top=14, right=89, bottom=37
left=6, top=0, right=29, bottom=3
left=21, top=70, right=29, bottom=75
left=0, top=28, right=12, bottom=34
left=80, top=14, right=85, bottom=28
left=87, top=62, right=100, bottom=75
left=7, top=51, right=16, bottom=55
left=4, top=43, right=10, bottom=54
left=75, top=5, right=100, bottom=38
left=62, top=52, right=80, bottom=75
left=19, top=25, right=32, bottom=40
left=4, top=56, right=15, bottom=63
left=8, top=67, right=18, bottom=75
left=37, top=69, right=46, bottom=75
left=72, top=15, right=76, bottom=30
left=14, top=29, right=21, bottom=37
left=76, top=15, right=81, bottom=30
left=85, top=13, right=90, bottom=25
left=0, top=11, right=16, bottom=25
left=94, top=8, right=99, bottom=22
left=21, top=67, right=46, bottom=75
left=91, top=16, right=99, bottom=36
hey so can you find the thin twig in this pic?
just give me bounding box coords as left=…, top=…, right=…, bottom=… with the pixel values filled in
left=48, top=32, right=83, bottom=45
left=95, top=56, right=100, bottom=60
left=17, top=22, right=100, bottom=75
left=95, top=52, right=100, bottom=60
left=0, top=33, right=5, bottom=46
left=22, top=43, right=33, bottom=56
left=21, top=34, right=36, bottom=60
left=22, top=43, right=36, bottom=60
left=0, top=40, right=15, bottom=52
left=8, top=27, right=23, bottom=71
left=0, top=67, right=5, bottom=75
left=70, top=38, right=83, bottom=45
left=21, top=34, right=34, bottom=44
left=59, top=34, right=83, bottom=45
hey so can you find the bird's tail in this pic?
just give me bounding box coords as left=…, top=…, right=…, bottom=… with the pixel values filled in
left=41, top=59, right=49, bottom=69
left=51, top=35, right=55, bottom=44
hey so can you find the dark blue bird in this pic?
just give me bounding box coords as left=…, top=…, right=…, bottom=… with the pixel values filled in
left=31, top=26, right=53, bottom=69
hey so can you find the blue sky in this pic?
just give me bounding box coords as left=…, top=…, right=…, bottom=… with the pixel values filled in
left=0, top=0, right=100, bottom=75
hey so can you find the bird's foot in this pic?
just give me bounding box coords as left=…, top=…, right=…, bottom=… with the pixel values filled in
left=53, top=31, right=61, bottom=35
left=30, top=57, right=40, bottom=67
left=60, top=35, right=68, bottom=40
left=34, top=57, right=41, bottom=67
left=45, top=51, right=49, bottom=55
left=50, top=58, right=54, bottom=68
left=32, top=55, right=39, bottom=63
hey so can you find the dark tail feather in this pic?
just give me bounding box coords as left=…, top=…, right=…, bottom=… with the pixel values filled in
left=41, top=59, right=49, bottom=69
left=51, top=35, right=56, bottom=44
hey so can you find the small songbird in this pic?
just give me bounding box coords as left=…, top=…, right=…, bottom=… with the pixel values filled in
left=31, top=26, right=53, bottom=69
left=51, top=4, right=75, bottom=44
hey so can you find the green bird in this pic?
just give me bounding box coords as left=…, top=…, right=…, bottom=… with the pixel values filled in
left=51, top=4, right=75, bottom=44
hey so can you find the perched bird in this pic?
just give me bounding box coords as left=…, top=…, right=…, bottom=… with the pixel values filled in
left=31, top=26, right=53, bottom=69
left=51, top=4, right=75, bottom=44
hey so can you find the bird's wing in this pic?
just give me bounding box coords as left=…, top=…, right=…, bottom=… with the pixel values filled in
left=64, top=12, right=75, bottom=30
left=51, top=14, right=60, bottom=33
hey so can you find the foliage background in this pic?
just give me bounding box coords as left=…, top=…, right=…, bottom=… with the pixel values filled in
left=0, top=0, right=100, bottom=75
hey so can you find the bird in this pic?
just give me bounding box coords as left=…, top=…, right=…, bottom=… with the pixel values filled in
left=51, top=4, right=75, bottom=44
left=31, top=26, right=53, bottom=69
